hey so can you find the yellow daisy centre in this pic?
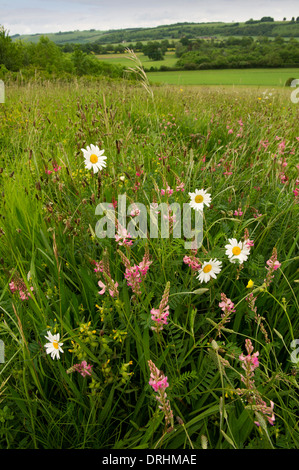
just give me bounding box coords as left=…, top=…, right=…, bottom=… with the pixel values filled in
left=195, top=194, right=204, bottom=204
left=232, top=246, right=241, bottom=256
left=90, top=154, right=98, bottom=164
left=203, top=264, right=212, bottom=273
left=52, top=341, right=59, bottom=350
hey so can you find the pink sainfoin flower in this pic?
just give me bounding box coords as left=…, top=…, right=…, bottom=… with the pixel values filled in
left=95, top=253, right=119, bottom=298
left=243, top=228, right=254, bottom=250
left=279, top=172, right=289, bottom=184
left=239, top=339, right=259, bottom=388
left=175, top=182, right=185, bottom=192
left=234, top=207, right=243, bottom=216
left=237, top=339, right=275, bottom=427
left=91, top=260, right=104, bottom=273
left=130, top=204, right=141, bottom=217
left=163, top=206, right=176, bottom=231
left=98, top=279, right=119, bottom=298
left=151, top=282, right=170, bottom=333
left=279, top=157, right=288, bottom=168
left=264, top=247, right=281, bottom=288
left=278, top=140, right=285, bottom=154
left=252, top=207, right=262, bottom=218
left=9, top=279, right=34, bottom=301
left=183, top=251, right=201, bottom=271
left=45, top=165, right=62, bottom=175
left=150, top=202, right=160, bottom=215
left=148, top=360, right=174, bottom=430
left=118, top=247, right=152, bottom=295
left=254, top=400, right=275, bottom=427
left=138, top=249, right=152, bottom=277
left=217, top=293, right=235, bottom=337
left=161, top=186, right=173, bottom=196
left=115, top=225, right=133, bottom=247
left=67, top=360, right=93, bottom=377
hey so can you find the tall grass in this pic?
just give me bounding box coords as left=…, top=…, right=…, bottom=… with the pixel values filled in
left=0, top=76, right=298, bottom=449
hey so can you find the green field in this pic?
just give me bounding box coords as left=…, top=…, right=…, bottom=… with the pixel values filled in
left=96, top=52, right=299, bottom=87
left=96, top=51, right=178, bottom=69
left=147, top=68, right=299, bottom=86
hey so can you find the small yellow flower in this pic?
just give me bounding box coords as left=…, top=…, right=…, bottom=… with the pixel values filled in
left=246, top=279, right=254, bottom=288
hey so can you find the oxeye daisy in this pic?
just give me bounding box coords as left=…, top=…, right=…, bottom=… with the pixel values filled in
left=81, top=144, right=107, bottom=173
left=196, top=258, right=222, bottom=283
left=44, top=331, right=64, bottom=360
left=225, top=238, right=250, bottom=264
left=189, top=189, right=211, bottom=211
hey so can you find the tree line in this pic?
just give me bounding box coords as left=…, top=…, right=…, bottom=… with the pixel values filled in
left=174, top=36, right=299, bottom=70
left=0, top=26, right=126, bottom=80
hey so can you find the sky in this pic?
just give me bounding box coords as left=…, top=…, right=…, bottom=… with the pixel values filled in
left=1, top=0, right=298, bottom=36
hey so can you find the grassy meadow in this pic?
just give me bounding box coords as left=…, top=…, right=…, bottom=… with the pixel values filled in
left=147, top=68, right=299, bottom=86
left=96, top=51, right=178, bottom=69
left=0, top=74, right=298, bottom=449
left=95, top=51, right=299, bottom=86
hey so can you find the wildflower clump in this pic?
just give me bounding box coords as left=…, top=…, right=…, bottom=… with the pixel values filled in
left=119, top=361, right=133, bottom=384
left=68, top=322, right=98, bottom=361
left=9, top=277, right=34, bottom=301
left=118, top=246, right=152, bottom=295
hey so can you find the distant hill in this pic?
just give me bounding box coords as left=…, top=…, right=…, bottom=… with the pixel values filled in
left=10, top=19, right=299, bottom=45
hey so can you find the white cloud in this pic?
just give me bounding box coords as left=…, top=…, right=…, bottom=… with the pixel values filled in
left=2, top=0, right=299, bottom=35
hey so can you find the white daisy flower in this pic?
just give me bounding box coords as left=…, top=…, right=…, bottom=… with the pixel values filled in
left=196, top=258, right=222, bottom=283
left=81, top=144, right=107, bottom=173
left=189, top=188, right=211, bottom=211
left=44, top=331, right=64, bottom=360
left=225, top=238, right=250, bottom=264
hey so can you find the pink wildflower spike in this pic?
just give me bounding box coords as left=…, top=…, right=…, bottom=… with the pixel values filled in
left=93, top=260, right=104, bottom=273
left=67, top=360, right=93, bottom=378
left=148, top=360, right=173, bottom=429
left=95, top=253, right=119, bottom=298
left=115, top=225, right=134, bottom=247
left=264, top=247, right=281, bottom=288
left=217, top=293, right=235, bottom=337
left=183, top=254, right=201, bottom=271
left=130, top=204, right=141, bottom=217
left=175, top=182, right=185, bottom=192
left=161, top=186, right=173, bottom=196
left=9, top=278, right=34, bottom=300
left=243, top=228, right=254, bottom=251
left=151, top=282, right=170, bottom=333
left=9, top=281, right=17, bottom=294
left=118, top=246, right=152, bottom=295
